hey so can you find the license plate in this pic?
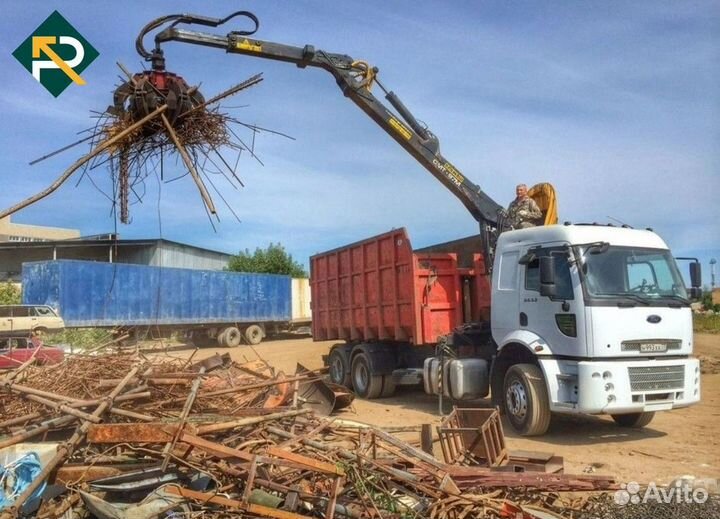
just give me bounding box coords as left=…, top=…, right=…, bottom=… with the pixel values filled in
left=640, top=343, right=667, bottom=353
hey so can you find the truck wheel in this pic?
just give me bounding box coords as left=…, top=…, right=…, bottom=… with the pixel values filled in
left=244, top=325, right=263, bottom=345
left=612, top=412, right=655, bottom=428
left=380, top=375, right=396, bottom=398
left=215, top=330, right=227, bottom=347
left=503, top=363, right=551, bottom=436
left=222, top=327, right=242, bottom=347
left=328, top=348, right=351, bottom=388
left=351, top=352, right=384, bottom=399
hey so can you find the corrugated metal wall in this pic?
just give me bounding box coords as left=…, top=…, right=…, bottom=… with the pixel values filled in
left=22, top=260, right=290, bottom=328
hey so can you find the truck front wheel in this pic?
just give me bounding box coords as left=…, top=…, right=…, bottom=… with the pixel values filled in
left=611, top=412, right=655, bottom=428
left=503, top=363, right=551, bottom=436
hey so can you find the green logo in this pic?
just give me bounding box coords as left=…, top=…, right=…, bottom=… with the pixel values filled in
left=12, top=10, right=99, bottom=97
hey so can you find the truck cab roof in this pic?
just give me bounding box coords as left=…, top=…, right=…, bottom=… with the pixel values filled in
left=497, top=224, right=669, bottom=250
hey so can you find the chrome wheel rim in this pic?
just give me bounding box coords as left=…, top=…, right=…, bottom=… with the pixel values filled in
left=506, top=380, right=528, bottom=420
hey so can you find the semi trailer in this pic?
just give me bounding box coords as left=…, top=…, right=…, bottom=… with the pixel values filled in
left=21, top=260, right=310, bottom=346
left=126, top=11, right=703, bottom=434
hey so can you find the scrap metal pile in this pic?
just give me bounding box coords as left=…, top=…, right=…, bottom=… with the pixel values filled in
left=0, top=56, right=272, bottom=226
left=8, top=349, right=711, bottom=518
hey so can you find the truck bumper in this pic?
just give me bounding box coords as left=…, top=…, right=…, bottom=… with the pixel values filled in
left=541, top=357, right=700, bottom=415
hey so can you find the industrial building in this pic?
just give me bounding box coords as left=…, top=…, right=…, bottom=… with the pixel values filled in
left=0, top=236, right=232, bottom=282
left=0, top=215, right=80, bottom=242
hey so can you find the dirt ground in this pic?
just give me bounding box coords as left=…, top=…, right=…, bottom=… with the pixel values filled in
left=156, top=332, right=720, bottom=485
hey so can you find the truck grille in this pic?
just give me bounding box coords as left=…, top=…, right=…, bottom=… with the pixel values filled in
left=628, top=365, right=684, bottom=392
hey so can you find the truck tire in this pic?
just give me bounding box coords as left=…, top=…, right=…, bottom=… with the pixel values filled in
left=351, top=352, right=384, bottom=399
left=612, top=412, right=655, bottom=428
left=380, top=375, right=396, bottom=398
left=215, top=329, right=227, bottom=347
left=328, top=348, right=352, bottom=388
left=244, top=325, right=263, bottom=345
left=222, top=327, right=242, bottom=347
left=503, top=363, right=551, bottom=436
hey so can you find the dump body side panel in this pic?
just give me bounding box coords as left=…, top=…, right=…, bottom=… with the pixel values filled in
left=22, top=260, right=291, bottom=327
left=414, top=254, right=471, bottom=345
left=310, top=228, right=480, bottom=346
left=311, top=229, right=416, bottom=343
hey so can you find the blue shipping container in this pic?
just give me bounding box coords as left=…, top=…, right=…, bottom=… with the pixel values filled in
left=22, top=260, right=291, bottom=328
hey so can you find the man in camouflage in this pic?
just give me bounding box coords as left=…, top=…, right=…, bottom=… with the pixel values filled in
left=507, top=184, right=542, bottom=229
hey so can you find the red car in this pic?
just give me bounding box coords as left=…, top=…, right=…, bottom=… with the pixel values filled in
left=0, top=336, right=64, bottom=369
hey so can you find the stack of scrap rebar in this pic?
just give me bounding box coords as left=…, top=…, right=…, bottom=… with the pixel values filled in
left=0, top=350, right=678, bottom=519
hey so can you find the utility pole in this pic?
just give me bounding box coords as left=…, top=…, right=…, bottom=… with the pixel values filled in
left=710, top=258, right=716, bottom=289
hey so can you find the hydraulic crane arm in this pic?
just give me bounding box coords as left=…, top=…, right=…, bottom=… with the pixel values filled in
left=141, top=11, right=504, bottom=259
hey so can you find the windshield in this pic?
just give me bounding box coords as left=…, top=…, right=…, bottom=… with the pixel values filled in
left=578, top=246, right=688, bottom=303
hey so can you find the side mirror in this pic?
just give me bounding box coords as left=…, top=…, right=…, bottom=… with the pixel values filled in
left=688, top=287, right=703, bottom=301
left=539, top=256, right=557, bottom=297
left=689, top=262, right=702, bottom=288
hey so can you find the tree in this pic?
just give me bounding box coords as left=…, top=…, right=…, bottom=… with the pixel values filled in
left=0, top=282, right=21, bottom=305
left=227, top=243, right=307, bottom=277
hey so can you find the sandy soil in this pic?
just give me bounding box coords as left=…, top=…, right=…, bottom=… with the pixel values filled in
left=153, top=333, right=720, bottom=485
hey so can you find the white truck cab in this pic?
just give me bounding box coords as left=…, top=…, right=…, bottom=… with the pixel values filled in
left=491, top=224, right=700, bottom=435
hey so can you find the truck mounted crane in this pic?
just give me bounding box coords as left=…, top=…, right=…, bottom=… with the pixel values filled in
left=125, top=10, right=507, bottom=264
left=128, top=11, right=703, bottom=436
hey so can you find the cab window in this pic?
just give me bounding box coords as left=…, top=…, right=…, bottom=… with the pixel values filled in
left=498, top=251, right=519, bottom=290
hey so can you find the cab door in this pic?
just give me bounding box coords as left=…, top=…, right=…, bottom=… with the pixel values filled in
left=519, top=246, right=587, bottom=357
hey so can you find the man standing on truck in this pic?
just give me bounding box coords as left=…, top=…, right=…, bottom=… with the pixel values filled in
left=507, top=184, right=542, bottom=229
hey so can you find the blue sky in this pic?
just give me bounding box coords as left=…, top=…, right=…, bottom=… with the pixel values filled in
left=1, top=1, right=718, bottom=284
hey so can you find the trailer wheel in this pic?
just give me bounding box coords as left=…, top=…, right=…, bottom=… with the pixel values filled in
left=222, top=327, right=242, bottom=347
left=244, top=325, right=263, bottom=345
left=503, top=363, right=551, bottom=436
left=328, top=348, right=351, bottom=388
left=611, top=412, right=655, bottom=428
left=215, top=329, right=227, bottom=347
left=351, top=352, right=384, bottom=399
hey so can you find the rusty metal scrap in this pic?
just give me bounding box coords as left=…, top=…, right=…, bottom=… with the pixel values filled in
left=0, top=351, right=623, bottom=518
left=0, top=65, right=278, bottom=226
left=437, top=406, right=507, bottom=468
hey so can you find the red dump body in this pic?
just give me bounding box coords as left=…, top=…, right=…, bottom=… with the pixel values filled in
left=310, top=228, right=491, bottom=346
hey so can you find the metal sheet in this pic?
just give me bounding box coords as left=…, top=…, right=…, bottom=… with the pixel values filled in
left=22, top=260, right=291, bottom=327
left=310, top=228, right=481, bottom=345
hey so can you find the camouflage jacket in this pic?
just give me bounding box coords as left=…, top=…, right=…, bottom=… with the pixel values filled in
left=507, top=197, right=542, bottom=229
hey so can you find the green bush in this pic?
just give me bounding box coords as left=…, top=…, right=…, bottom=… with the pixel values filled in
left=700, top=291, right=720, bottom=312
left=227, top=243, right=307, bottom=277
left=0, top=282, right=21, bottom=305
left=46, top=328, right=113, bottom=349
left=693, top=313, right=720, bottom=334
